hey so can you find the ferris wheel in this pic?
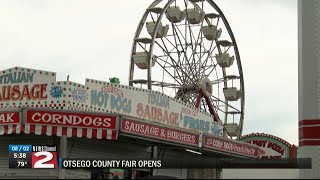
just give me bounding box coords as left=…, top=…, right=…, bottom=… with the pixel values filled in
left=129, top=0, right=244, bottom=139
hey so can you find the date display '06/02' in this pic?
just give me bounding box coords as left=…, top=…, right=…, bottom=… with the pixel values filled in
left=9, top=145, right=58, bottom=169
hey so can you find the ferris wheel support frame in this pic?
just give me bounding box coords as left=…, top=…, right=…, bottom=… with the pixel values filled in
left=195, top=91, right=220, bottom=122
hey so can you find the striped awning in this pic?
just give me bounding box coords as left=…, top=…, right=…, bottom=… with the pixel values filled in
left=0, top=124, right=21, bottom=135
left=0, top=109, right=119, bottom=140
left=0, top=124, right=117, bottom=139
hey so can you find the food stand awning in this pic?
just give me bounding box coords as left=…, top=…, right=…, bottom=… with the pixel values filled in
left=0, top=108, right=119, bottom=140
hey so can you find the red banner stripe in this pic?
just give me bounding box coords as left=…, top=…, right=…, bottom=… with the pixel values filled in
left=52, top=126, right=58, bottom=136
left=101, top=130, right=107, bottom=139
left=16, top=124, right=22, bottom=134
left=112, top=130, right=118, bottom=140
left=92, top=129, right=97, bottom=138
left=1, top=124, right=118, bottom=140
left=11, top=125, right=16, bottom=134
left=41, top=125, right=47, bottom=134
left=62, top=127, right=67, bottom=136
left=4, top=126, right=8, bottom=134
left=82, top=128, right=87, bottom=138
left=299, top=119, right=320, bottom=126
left=21, top=124, right=25, bottom=133
left=299, top=126, right=320, bottom=139
left=19, top=124, right=23, bottom=134
left=72, top=128, right=77, bottom=137
left=30, top=125, right=36, bottom=134
left=299, top=140, right=320, bottom=146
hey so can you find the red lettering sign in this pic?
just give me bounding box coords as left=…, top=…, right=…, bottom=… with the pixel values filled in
left=203, top=134, right=258, bottom=157
left=0, top=84, right=47, bottom=101
left=136, top=103, right=179, bottom=126
left=0, top=112, right=20, bottom=124
left=26, top=109, right=117, bottom=129
left=121, top=119, right=199, bottom=146
left=245, top=140, right=286, bottom=158
left=101, top=85, right=123, bottom=97
left=267, top=142, right=285, bottom=155
left=240, top=133, right=295, bottom=159
left=251, top=140, right=267, bottom=147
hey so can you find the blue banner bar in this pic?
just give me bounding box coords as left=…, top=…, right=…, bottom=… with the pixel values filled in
left=9, top=145, right=32, bottom=152
left=59, top=158, right=62, bottom=169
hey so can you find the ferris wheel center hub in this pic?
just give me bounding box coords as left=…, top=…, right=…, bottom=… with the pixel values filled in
left=200, top=77, right=213, bottom=98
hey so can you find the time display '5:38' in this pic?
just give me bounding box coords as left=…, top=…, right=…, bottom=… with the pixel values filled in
left=13, top=153, right=27, bottom=159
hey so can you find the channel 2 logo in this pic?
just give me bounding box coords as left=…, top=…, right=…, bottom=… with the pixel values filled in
left=31, top=147, right=57, bottom=168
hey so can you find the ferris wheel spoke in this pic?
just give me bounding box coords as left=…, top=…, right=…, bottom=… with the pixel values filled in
left=195, top=19, right=205, bottom=70
left=199, top=35, right=216, bottom=62
left=159, top=37, right=186, bottom=82
left=200, top=60, right=217, bottom=78
left=170, top=22, right=182, bottom=60
left=172, top=23, right=198, bottom=82
left=199, top=54, right=218, bottom=79
left=157, top=54, right=184, bottom=86
left=170, top=22, right=186, bottom=83
left=186, top=39, right=212, bottom=69
left=184, top=0, right=197, bottom=67
left=216, top=16, right=220, bottom=27
left=155, top=58, right=183, bottom=86
left=198, top=45, right=216, bottom=79
left=223, top=46, right=232, bottom=54
left=155, top=41, right=194, bottom=84
left=171, top=3, right=198, bottom=81
left=184, top=42, right=209, bottom=82
left=192, top=39, right=215, bottom=79
left=184, top=0, right=189, bottom=67
left=215, top=68, right=221, bottom=107
left=210, top=96, right=241, bottom=113
left=210, top=77, right=225, bottom=85
left=201, top=66, right=215, bottom=80
left=156, top=55, right=175, bottom=67
left=155, top=41, right=185, bottom=79
left=137, top=42, right=149, bottom=52
left=185, top=44, right=205, bottom=73
left=163, top=35, right=180, bottom=52
left=184, top=20, right=203, bottom=75
left=216, top=106, right=227, bottom=114
left=150, top=13, right=156, bottom=23
left=198, top=40, right=220, bottom=79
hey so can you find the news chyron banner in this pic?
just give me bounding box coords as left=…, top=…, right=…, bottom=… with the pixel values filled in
left=8, top=144, right=311, bottom=169
left=8, top=144, right=162, bottom=169
left=9, top=145, right=58, bottom=168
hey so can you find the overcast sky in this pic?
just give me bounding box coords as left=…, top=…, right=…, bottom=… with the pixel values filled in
left=0, top=0, right=298, bottom=145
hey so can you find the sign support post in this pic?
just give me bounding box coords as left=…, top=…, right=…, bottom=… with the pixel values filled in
left=58, top=136, right=67, bottom=179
